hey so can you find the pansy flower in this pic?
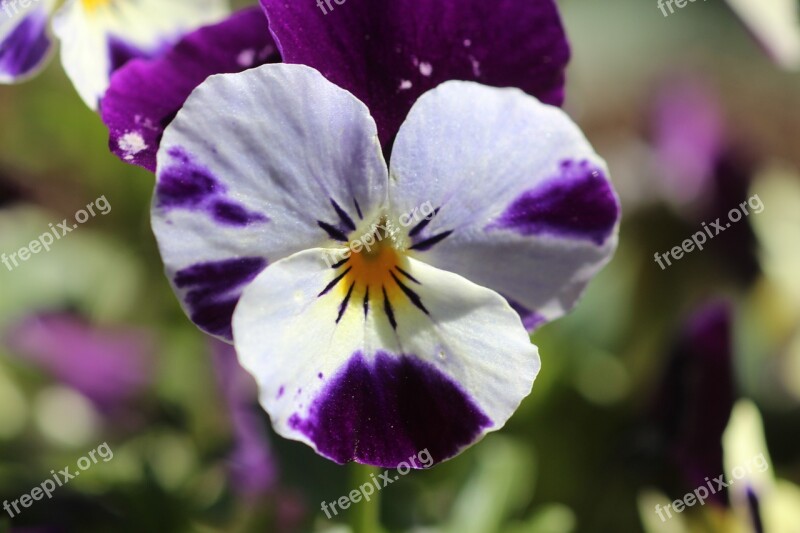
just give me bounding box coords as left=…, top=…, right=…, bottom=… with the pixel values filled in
left=151, top=64, right=620, bottom=466
left=0, top=0, right=228, bottom=108
left=101, top=0, right=569, bottom=170
left=4, top=312, right=153, bottom=415
left=646, top=301, right=735, bottom=506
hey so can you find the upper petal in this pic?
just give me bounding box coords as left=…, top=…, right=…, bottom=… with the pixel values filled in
left=0, top=0, right=55, bottom=83
left=260, top=0, right=569, bottom=150
left=233, top=249, right=539, bottom=467
left=152, top=64, right=388, bottom=340
left=388, top=81, right=620, bottom=329
left=101, top=7, right=278, bottom=172
left=53, top=0, right=229, bottom=108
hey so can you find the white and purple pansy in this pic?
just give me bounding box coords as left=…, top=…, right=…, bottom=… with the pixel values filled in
left=151, top=64, right=620, bottom=467
left=53, top=0, right=228, bottom=108
left=0, top=0, right=55, bottom=83
left=0, top=0, right=227, bottom=105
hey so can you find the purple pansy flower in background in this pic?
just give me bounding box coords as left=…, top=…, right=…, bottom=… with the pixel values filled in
left=0, top=0, right=228, bottom=108
left=260, top=0, right=570, bottom=151
left=648, top=301, right=735, bottom=506
left=651, top=78, right=725, bottom=207
left=211, top=339, right=277, bottom=498
left=150, top=63, right=620, bottom=466
left=101, top=0, right=570, bottom=171
left=101, top=7, right=279, bottom=171
left=651, top=77, right=761, bottom=283
left=4, top=312, right=154, bottom=414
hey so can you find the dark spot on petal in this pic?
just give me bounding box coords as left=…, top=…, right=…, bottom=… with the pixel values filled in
left=289, top=351, right=492, bottom=467
left=174, top=257, right=267, bottom=339
left=489, top=160, right=619, bottom=245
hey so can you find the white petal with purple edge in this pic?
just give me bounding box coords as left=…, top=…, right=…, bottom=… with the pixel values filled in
left=0, top=0, right=55, bottom=83
left=388, top=81, right=620, bottom=330
left=53, top=0, right=228, bottom=108
left=152, top=64, right=389, bottom=341
left=233, top=249, right=539, bottom=467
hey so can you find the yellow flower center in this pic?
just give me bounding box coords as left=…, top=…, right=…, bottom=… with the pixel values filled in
left=342, top=237, right=403, bottom=303
left=81, top=0, right=110, bottom=12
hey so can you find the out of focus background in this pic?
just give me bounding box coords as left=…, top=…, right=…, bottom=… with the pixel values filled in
left=1, top=0, right=798, bottom=531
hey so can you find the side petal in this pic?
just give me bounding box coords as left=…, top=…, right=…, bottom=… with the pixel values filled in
left=101, top=7, right=278, bottom=172
left=152, top=64, right=388, bottom=340
left=0, top=0, right=55, bottom=83
left=233, top=249, right=539, bottom=467
left=53, top=0, right=228, bottom=108
left=260, top=0, right=569, bottom=150
left=388, top=81, right=620, bottom=329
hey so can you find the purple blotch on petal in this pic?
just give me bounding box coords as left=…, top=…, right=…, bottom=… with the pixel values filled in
left=157, top=147, right=268, bottom=227
left=157, top=147, right=221, bottom=208
left=489, top=160, right=619, bottom=245
left=289, top=351, right=492, bottom=467
left=0, top=9, right=52, bottom=80
left=174, top=257, right=268, bottom=340
left=213, top=200, right=268, bottom=226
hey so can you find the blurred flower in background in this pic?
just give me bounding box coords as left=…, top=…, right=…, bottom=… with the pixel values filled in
left=4, top=312, right=153, bottom=415
left=0, top=0, right=228, bottom=107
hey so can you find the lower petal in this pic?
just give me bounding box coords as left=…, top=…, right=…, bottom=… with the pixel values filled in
left=233, top=249, right=539, bottom=467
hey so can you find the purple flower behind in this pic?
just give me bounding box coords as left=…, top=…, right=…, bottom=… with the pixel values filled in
left=650, top=301, right=735, bottom=506
left=211, top=339, right=277, bottom=498
left=101, top=7, right=279, bottom=171
left=4, top=313, right=153, bottom=413
left=651, top=77, right=760, bottom=283
left=652, top=78, right=724, bottom=206
left=260, top=0, right=571, bottom=151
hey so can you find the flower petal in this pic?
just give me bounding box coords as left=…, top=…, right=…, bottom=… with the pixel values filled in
left=152, top=64, right=388, bottom=340
left=725, top=0, right=800, bottom=70
left=53, top=0, right=228, bottom=108
left=0, top=0, right=55, bottom=83
left=233, top=249, right=539, bottom=467
left=388, top=81, right=620, bottom=329
left=260, top=0, right=570, bottom=149
left=101, top=7, right=278, bottom=172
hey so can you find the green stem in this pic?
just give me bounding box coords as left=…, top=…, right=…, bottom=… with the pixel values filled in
left=349, top=463, right=382, bottom=533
